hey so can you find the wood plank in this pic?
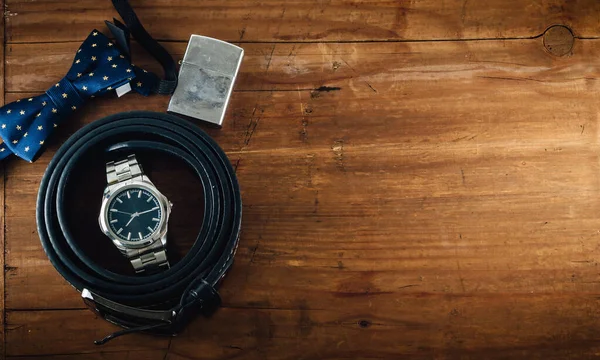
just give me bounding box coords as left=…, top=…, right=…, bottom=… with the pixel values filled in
left=5, top=38, right=600, bottom=308
left=7, top=38, right=600, bottom=94
left=0, top=0, right=6, bottom=357
left=7, top=86, right=600, bottom=308
left=5, top=0, right=600, bottom=43
left=8, top=296, right=600, bottom=358
left=169, top=297, right=600, bottom=360
left=5, top=310, right=169, bottom=356
left=8, top=350, right=168, bottom=360
left=0, top=168, right=4, bottom=358
left=5, top=39, right=600, bottom=180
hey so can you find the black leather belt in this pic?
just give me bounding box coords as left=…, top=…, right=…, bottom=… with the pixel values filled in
left=36, top=111, right=242, bottom=344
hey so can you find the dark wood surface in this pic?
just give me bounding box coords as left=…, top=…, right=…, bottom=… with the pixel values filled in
left=4, top=1, right=600, bottom=359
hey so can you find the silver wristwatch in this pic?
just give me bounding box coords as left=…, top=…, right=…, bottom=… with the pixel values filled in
left=98, top=154, right=172, bottom=273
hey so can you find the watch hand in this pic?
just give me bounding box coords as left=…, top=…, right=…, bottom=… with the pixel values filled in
left=125, top=213, right=138, bottom=227
left=137, top=207, right=159, bottom=216
left=112, top=210, right=133, bottom=216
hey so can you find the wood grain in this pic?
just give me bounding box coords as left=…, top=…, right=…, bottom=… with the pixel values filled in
left=5, top=1, right=600, bottom=359
left=9, top=295, right=600, bottom=358
left=7, top=38, right=600, bottom=94
left=7, top=351, right=170, bottom=360
left=7, top=38, right=600, bottom=309
left=5, top=0, right=600, bottom=43
left=5, top=310, right=169, bottom=356
left=6, top=33, right=600, bottom=358
left=0, top=0, right=6, bottom=357
left=170, top=298, right=600, bottom=360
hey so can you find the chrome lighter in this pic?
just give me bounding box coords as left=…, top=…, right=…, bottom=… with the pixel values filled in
left=168, top=35, right=244, bottom=127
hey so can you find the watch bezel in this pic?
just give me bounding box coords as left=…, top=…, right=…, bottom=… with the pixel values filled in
left=99, top=181, right=170, bottom=249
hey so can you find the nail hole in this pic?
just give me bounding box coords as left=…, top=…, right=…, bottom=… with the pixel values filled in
left=358, top=320, right=371, bottom=328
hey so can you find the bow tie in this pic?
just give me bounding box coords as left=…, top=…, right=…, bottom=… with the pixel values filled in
left=0, top=29, right=158, bottom=162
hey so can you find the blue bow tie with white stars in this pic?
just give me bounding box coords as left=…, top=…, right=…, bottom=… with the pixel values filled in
left=0, top=29, right=158, bottom=162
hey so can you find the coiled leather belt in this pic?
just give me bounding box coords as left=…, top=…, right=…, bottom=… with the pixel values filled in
left=36, top=111, right=242, bottom=344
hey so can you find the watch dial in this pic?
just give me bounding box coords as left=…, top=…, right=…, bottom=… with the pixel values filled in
left=107, top=188, right=162, bottom=242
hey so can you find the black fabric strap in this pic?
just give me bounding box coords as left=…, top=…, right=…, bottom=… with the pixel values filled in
left=37, top=112, right=242, bottom=343
left=105, top=19, right=131, bottom=57
left=110, top=0, right=178, bottom=94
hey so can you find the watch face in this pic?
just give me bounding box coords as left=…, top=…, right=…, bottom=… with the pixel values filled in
left=107, top=187, right=162, bottom=242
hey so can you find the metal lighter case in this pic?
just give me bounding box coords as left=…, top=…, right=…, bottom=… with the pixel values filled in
left=167, top=35, right=244, bottom=127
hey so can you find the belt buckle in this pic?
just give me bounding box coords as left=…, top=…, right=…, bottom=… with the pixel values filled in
left=81, top=288, right=175, bottom=326
left=167, top=35, right=244, bottom=127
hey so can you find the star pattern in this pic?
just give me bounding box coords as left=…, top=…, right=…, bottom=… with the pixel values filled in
left=0, top=29, right=158, bottom=162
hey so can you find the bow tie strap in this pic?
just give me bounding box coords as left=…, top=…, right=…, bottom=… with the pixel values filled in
left=104, top=20, right=162, bottom=96
left=109, top=0, right=178, bottom=95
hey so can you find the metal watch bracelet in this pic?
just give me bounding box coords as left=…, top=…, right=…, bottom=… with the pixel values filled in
left=106, top=155, right=170, bottom=273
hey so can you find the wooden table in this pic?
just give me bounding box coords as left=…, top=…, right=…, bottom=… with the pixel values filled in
left=2, top=1, right=600, bottom=359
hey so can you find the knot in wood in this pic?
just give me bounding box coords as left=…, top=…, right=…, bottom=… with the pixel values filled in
left=543, top=25, right=574, bottom=57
